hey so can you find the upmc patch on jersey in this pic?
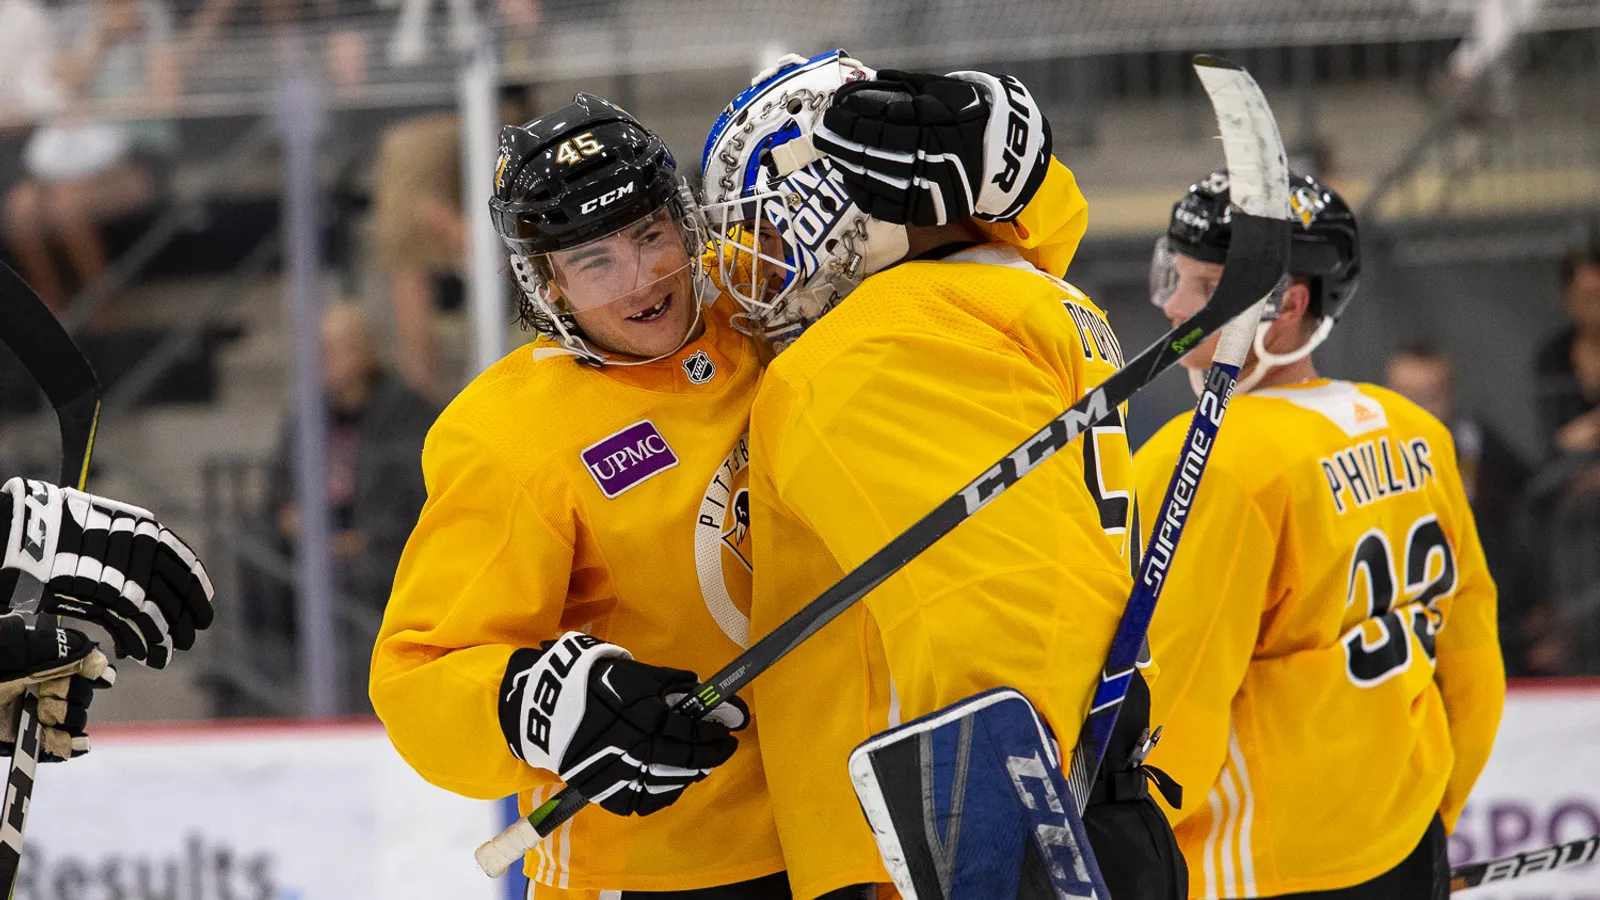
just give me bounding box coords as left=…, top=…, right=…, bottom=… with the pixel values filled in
left=580, top=420, right=679, bottom=498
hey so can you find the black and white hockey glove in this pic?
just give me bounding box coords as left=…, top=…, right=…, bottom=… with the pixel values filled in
left=498, top=632, right=748, bottom=817
left=0, top=478, right=216, bottom=669
left=814, top=69, right=1052, bottom=226
left=0, top=613, right=115, bottom=761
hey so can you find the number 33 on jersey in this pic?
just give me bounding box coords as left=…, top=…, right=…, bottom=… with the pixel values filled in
left=1132, top=379, right=1504, bottom=897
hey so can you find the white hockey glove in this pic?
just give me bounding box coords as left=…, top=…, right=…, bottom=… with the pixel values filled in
left=814, top=69, right=1053, bottom=226
left=497, top=632, right=748, bottom=817
left=0, top=478, right=216, bottom=669
left=0, top=613, right=115, bottom=761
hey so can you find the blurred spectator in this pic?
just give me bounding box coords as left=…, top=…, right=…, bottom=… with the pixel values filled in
left=268, top=302, right=437, bottom=710
left=373, top=111, right=464, bottom=398
left=1521, top=243, right=1600, bottom=675
left=0, top=0, right=63, bottom=131
left=3, top=0, right=177, bottom=314
left=372, top=84, right=531, bottom=398
left=177, top=0, right=375, bottom=91
left=387, top=0, right=540, bottom=66
left=1386, top=342, right=1540, bottom=674
left=1535, top=243, right=1600, bottom=457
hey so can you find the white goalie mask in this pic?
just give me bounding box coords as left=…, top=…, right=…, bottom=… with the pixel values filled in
left=699, top=49, right=910, bottom=352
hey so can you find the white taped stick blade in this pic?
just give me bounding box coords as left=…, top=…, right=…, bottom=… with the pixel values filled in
left=1193, top=57, right=1289, bottom=222
left=476, top=816, right=536, bottom=877
left=1213, top=295, right=1273, bottom=368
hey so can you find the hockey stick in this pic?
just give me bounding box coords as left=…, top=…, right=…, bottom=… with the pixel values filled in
left=475, top=54, right=1290, bottom=877
left=0, top=261, right=102, bottom=893
left=1064, top=58, right=1291, bottom=810
left=1450, top=836, right=1599, bottom=891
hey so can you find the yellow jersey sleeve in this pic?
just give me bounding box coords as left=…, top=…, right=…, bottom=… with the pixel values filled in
left=370, top=413, right=570, bottom=801
left=1428, top=431, right=1506, bottom=831
left=1135, top=451, right=1277, bottom=826
left=976, top=157, right=1089, bottom=278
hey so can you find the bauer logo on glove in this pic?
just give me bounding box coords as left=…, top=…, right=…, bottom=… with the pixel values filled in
left=813, top=69, right=1052, bottom=227
left=498, top=632, right=748, bottom=817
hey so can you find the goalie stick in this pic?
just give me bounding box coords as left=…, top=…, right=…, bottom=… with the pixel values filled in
left=1450, top=836, right=1599, bottom=892
left=0, top=260, right=102, bottom=893
left=475, top=54, right=1290, bottom=878
left=1064, top=59, right=1291, bottom=809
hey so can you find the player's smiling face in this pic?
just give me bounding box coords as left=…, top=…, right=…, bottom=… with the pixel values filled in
left=568, top=264, right=700, bottom=358
left=1163, top=253, right=1226, bottom=370
left=554, top=207, right=704, bottom=358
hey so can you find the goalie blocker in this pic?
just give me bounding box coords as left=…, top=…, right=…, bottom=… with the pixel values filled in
left=850, top=682, right=1183, bottom=900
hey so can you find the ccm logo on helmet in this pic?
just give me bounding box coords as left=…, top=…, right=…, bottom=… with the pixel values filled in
left=580, top=182, right=636, bottom=215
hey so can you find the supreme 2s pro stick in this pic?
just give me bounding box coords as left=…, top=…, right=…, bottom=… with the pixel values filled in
left=0, top=261, right=102, bottom=893
left=1064, top=59, right=1291, bottom=808
left=476, top=54, right=1290, bottom=877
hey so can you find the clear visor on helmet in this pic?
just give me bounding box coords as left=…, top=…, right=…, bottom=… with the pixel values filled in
left=535, top=204, right=695, bottom=314
left=1149, top=237, right=1180, bottom=310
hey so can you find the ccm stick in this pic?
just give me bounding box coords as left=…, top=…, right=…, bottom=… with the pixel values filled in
left=0, top=261, right=102, bottom=893
left=476, top=54, right=1291, bottom=877
left=1064, top=58, right=1291, bottom=808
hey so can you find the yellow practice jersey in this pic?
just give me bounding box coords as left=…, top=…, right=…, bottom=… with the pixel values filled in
left=748, top=244, right=1136, bottom=900
left=372, top=151, right=1088, bottom=893
left=1135, top=379, right=1505, bottom=898
left=370, top=300, right=788, bottom=892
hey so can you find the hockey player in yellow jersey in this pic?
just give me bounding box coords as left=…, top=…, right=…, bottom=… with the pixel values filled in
left=701, top=55, right=1186, bottom=900
left=370, top=62, right=1094, bottom=898
left=1137, top=171, right=1505, bottom=899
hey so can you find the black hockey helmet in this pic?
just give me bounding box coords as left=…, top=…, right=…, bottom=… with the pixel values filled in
left=490, top=93, right=681, bottom=256
left=487, top=93, right=711, bottom=363
left=1161, top=169, right=1360, bottom=319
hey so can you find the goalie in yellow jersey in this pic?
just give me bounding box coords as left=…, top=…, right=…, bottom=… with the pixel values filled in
left=700, top=53, right=1186, bottom=900
left=1137, top=170, right=1505, bottom=899
left=371, top=55, right=1097, bottom=899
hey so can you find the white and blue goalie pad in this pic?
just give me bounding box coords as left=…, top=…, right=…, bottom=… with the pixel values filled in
left=848, top=688, right=1108, bottom=900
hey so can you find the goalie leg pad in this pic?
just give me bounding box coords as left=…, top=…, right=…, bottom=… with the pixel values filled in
left=848, top=688, right=1109, bottom=900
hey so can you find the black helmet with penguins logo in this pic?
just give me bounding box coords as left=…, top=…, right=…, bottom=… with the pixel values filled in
left=1165, top=169, right=1360, bottom=319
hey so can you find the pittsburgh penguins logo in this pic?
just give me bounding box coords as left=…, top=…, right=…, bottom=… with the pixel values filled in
left=720, top=489, right=752, bottom=572
left=493, top=149, right=511, bottom=192
left=1291, top=184, right=1328, bottom=228
left=695, top=434, right=753, bottom=647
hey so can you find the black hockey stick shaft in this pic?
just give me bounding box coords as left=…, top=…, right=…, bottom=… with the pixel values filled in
left=476, top=211, right=1287, bottom=880
left=1450, top=835, right=1599, bottom=891
left=0, top=261, right=102, bottom=894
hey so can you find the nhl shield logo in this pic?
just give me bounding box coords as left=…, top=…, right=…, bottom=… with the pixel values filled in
left=682, top=350, right=716, bottom=384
